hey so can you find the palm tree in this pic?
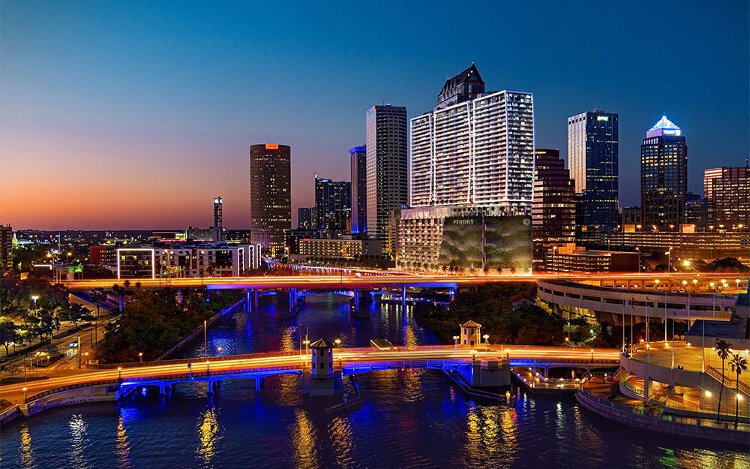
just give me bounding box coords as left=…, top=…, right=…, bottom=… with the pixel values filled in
left=728, top=352, right=748, bottom=426
left=112, top=284, right=124, bottom=314
left=715, top=339, right=732, bottom=422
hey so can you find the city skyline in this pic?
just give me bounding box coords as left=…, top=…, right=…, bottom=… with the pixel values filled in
left=1, top=1, right=748, bottom=230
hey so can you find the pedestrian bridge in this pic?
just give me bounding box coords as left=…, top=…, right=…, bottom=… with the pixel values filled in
left=4, top=346, right=620, bottom=410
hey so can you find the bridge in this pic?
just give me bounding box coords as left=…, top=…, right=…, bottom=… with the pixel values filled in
left=60, top=272, right=743, bottom=291
left=1, top=345, right=620, bottom=415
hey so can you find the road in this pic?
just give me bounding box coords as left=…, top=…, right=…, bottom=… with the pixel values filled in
left=60, top=272, right=744, bottom=291
left=0, top=345, right=620, bottom=405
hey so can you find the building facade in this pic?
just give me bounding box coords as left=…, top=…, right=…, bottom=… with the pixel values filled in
left=314, top=176, right=351, bottom=236
left=532, top=149, right=576, bottom=271
left=249, top=144, right=291, bottom=256
left=410, top=65, right=535, bottom=211
left=684, top=192, right=707, bottom=230
left=299, top=237, right=383, bottom=260
left=366, top=105, right=408, bottom=247
left=621, top=207, right=642, bottom=226
left=117, top=244, right=262, bottom=279
left=0, top=225, right=13, bottom=274
left=567, top=110, right=619, bottom=228
left=349, top=146, right=367, bottom=235
left=704, top=166, right=749, bottom=231
left=297, top=207, right=316, bottom=230
left=641, top=116, right=688, bottom=229
left=543, top=244, right=639, bottom=273
left=395, top=206, right=532, bottom=273
left=213, top=196, right=223, bottom=243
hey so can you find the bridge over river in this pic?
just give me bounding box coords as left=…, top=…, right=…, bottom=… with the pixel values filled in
left=1, top=345, right=619, bottom=419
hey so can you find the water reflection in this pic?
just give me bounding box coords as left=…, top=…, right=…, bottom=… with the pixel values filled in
left=291, top=408, right=320, bottom=469
left=68, top=414, right=89, bottom=468
left=328, top=416, right=354, bottom=466
left=19, top=424, right=34, bottom=468
left=196, top=406, right=221, bottom=466
left=115, top=413, right=131, bottom=468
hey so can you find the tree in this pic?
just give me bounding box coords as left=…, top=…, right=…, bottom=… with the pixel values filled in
left=112, top=284, right=125, bottom=314
left=0, top=320, right=19, bottom=355
left=715, top=339, right=732, bottom=421
left=728, top=352, right=748, bottom=426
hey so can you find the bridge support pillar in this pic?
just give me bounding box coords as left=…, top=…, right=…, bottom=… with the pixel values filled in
left=254, top=289, right=259, bottom=307
left=245, top=289, right=251, bottom=312
left=402, top=287, right=407, bottom=313
left=643, top=377, right=650, bottom=400
left=353, top=288, right=360, bottom=312
left=255, top=377, right=264, bottom=391
left=207, top=379, right=215, bottom=395
left=449, top=287, right=456, bottom=302
left=542, top=367, right=548, bottom=379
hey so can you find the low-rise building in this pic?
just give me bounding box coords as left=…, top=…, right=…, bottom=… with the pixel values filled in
left=579, top=230, right=750, bottom=262
left=544, top=244, right=640, bottom=273
left=299, top=237, right=382, bottom=260
left=117, top=243, right=262, bottom=279
left=89, top=245, right=116, bottom=265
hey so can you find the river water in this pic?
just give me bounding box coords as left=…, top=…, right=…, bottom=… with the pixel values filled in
left=1, top=293, right=748, bottom=468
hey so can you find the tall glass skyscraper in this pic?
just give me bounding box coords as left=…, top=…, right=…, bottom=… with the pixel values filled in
left=704, top=165, right=749, bottom=231
left=567, top=110, right=619, bottom=229
left=249, top=144, right=291, bottom=256
left=640, top=115, right=687, bottom=229
left=349, top=146, right=367, bottom=235
left=410, top=65, right=535, bottom=211
left=314, top=176, right=351, bottom=236
left=366, top=105, right=408, bottom=246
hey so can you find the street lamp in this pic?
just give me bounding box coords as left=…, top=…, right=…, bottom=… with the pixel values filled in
left=30, top=295, right=39, bottom=309
left=452, top=335, right=459, bottom=348
left=334, top=339, right=342, bottom=348
left=22, top=387, right=27, bottom=401
left=483, top=334, right=490, bottom=350
left=138, top=352, right=143, bottom=363
left=117, top=366, right=122, bottom=381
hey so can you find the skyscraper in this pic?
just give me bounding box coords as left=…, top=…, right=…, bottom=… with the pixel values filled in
left=297, top=207, right=316, bottom=230
left=568, top=110, right=619, bottom=229
left=315, top=176, right=351, bottom=236
left=704, top=165, right=749, bottom=231
left=249, top=144, right=291, bottom=256
left=366, top=105, right=408, bottom=246
left=350, top=146, right=367, bottom=235
left=640, top=115, right=687, bottom=229
left=213, top=196, right=223, bottom=243
left=0, top=225, right=12, bottom=274
left=410, top=64, right=535, bottom=211
left=532, top=149, right=576, bottom=271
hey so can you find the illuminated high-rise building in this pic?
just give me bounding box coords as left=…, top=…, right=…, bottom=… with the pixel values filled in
left=532, top=149, right=576, bottom=271
left=349, top=146, right=367, bottom=235
left=0, top=225, right=12, bottom=274
left=410, top=64, right=535, bottom=211
left=366, top=105, right=408, bottom=246
left=704, top=165, right=750, bottom=231
left=213, top=196, right=223, bottom=242
left=315, top=176, right=351, bottom=236
left=297, top=207, right=315, bottom=230
left=640, top=115, right=687, bottom=229
left=249, top=144, right=291, bottom=256
left=567, top=110, right=619, bottom=229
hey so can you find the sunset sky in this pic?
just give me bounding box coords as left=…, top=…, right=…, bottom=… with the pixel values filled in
left=1, top=1, right=748, bottom=230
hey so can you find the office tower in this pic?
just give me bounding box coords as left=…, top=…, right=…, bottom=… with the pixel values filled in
left=0, top=225, right=12, bottom=274
left=684, top=192, right=707, bottom=230
left=621, top=207, right=642, bottom=226
left=249, top=144, right=291, bottom=256
left=213, top=196, right=223, bottom=242
left=410, top=64, right=535, bottom=211
left=350, top=146, right=367, bottom=235
left=568, top=110, right=619, bottom=228
left=314, top=176, right=351, bottom=236
left=640, top=115, right=687, bottom=229
left=704, top=165, right=750, bottom=231
left=366, top=104, right=408, bottom=245
left=297, top=207, right=316, bottom=230
left=532, top=149, right=576, bottom=271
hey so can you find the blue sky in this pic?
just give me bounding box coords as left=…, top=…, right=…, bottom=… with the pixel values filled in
left=1, top=0, right=748, bottom=229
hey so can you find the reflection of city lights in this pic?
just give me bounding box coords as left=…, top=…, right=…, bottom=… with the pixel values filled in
left=197, top=407, right=220, bottom=465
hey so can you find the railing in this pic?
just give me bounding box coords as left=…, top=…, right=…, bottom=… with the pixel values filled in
left=25, top=379, right=120, bottom=404
left=578, top=385, right=750, bottom=433
left=706, top=366, right=750, bottom=396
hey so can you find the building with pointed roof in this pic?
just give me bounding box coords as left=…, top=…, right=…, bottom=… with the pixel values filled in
left=641, top=115, right=688, bottom=229
left=436, top=63, right=485, bottom=109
